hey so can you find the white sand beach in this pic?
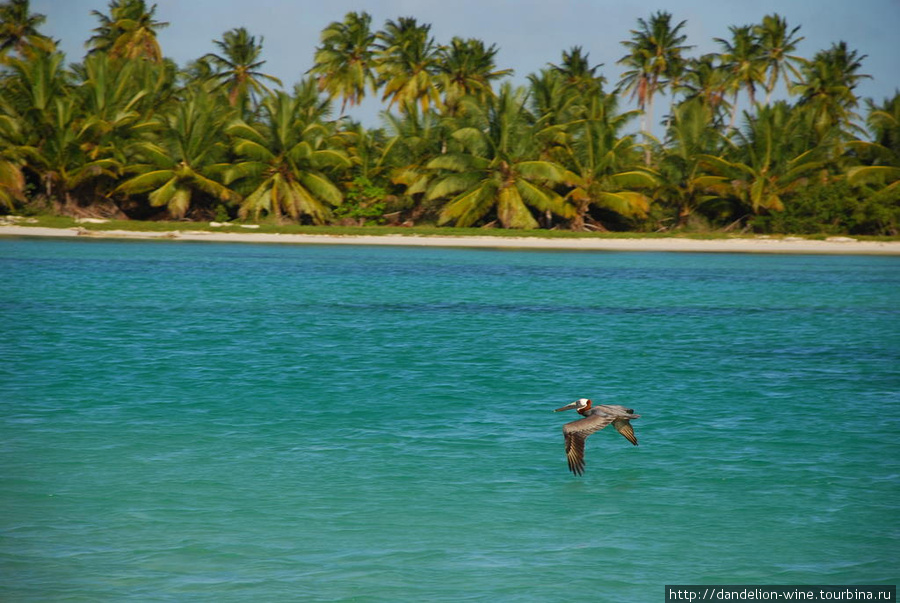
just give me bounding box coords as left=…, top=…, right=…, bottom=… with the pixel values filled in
left=1, top=224, right=899, bottom=255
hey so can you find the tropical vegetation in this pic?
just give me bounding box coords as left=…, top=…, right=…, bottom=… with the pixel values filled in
left=1, top=0, right=897, bottom=234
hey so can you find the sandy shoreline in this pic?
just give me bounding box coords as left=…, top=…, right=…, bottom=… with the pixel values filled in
left=1, top=224, right=899, bottom=255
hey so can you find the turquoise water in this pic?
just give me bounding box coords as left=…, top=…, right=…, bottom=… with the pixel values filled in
left=2, top=238, right=898, bottom=601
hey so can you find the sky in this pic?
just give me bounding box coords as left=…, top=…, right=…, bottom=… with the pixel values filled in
left=30, top=0, right=900, bottom=130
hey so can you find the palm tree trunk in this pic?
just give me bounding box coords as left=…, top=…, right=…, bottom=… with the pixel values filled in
left=571, top=200, right=589, bottom=231
left=729, top=92, right=740, bottom=130
left=677, top=205, right=691, bottom=228
left=643, top=95, right=654, bottom=166
left=764, top=69, right=777, bottom=106
left=666, top=94, right=676, bottom=131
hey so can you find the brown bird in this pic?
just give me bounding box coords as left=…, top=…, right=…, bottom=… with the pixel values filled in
left=554, top=398, right=640, bottom=475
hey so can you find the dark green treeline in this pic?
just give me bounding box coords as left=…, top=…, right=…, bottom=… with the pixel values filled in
left=1, top=0, right=898, bottom=234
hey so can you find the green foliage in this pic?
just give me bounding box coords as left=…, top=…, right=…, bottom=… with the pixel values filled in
left=751, top=180, right=899, bottom=235
left=87, top=0, right=168, bottom=63
left=309, top=11, right=378, bottom=114
left=228, top=91, right=349, bottom=223
left=427, top=83, right=573, bottom=229
left=201, top=27, right=282, bottom=113
left=333, top=176, right=387, bottom=223
left=0, top=4, right=893, bottom=235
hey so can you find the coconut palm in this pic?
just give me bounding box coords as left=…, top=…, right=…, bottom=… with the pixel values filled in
left=662, top=54, right=690, bottom=129
left=87, top=0, right=168, bottom=62
left=715, top=25, right=766, bottom=128
left=16, top=96, right=119, bottom=209
left=0, top=0, right=52, bottom=58
left=0, top=49, right=116, bottom=209
left=337, top=121, right=389, bottom=190
left=617, top=11, right=692, bottom=164
left=866, top=93, right=900, bottom=152
left=525, top=69, right=580, bottom=168
left=657, top=99, right=731, bottom=226
left=550, top=46, right=605, bottom=97
left=528, top=69, right=580, bottom=130
left=227, top=91, right=350, bottom=223
left=291, top=76, right=336, bottom=125
left=375, top=17, right=441, bottom=114
left=0, top=48, right=67, bottom=131
left=427, top=83, right=573, bottom=229
left=754, top=14, right=805, bottom=105
left=309, top=11, right=377, bottom=114
left=202, top=27, right=282, bottom=111
left=436, top=37, right=512, bottom=113
left=382, top=105, right=444, bottom=220
left=793, top=41, right=870, bottom=143
left=67, top=54, right=175, bottom=212
left=74, top=53, right=157, bottom=162
left=559, top=95, right=658, bottom=230
left=679, top=54, right=731, bottom=125
left=116, top=88, right=237, bottom=218
left=847, top=93, right=900, bottom=198
left=0, top=113, right=28, bottom=210
left=704, top=102, right=827, bottom=215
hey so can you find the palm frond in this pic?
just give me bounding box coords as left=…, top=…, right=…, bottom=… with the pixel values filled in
left=439, top=184, right=492, bottom=226
left=117, top=169, right=175, bottom=194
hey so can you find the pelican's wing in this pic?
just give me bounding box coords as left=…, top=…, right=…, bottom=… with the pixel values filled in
left=613, top=419, right=638, bottom=446
left=562, top=415, right=615, bottom=476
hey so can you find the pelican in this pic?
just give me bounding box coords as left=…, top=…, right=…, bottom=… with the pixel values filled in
left=554, top=398, right=640, bottom=475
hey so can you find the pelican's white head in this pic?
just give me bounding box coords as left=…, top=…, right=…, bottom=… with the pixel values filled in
left=554, top=398, right=592, bottom=412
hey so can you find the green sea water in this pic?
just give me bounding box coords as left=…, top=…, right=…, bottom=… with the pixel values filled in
left=1, top=238, right=898, bottom=601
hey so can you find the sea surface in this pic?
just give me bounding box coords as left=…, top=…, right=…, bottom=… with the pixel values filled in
left=1, top=237, right=898, bottom=601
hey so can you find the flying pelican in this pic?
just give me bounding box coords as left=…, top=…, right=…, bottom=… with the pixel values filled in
left=554, top=398, right=640, bottom=475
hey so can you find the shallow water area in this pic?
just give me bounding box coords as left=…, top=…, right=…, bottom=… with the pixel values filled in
left=2, top=238, right=898, bottom=601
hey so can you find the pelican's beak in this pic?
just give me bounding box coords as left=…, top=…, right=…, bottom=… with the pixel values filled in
left=554, top=401, right=578, bottom=412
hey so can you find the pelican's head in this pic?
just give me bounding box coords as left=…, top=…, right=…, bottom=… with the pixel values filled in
left=554, top=398, right=592, bottom=412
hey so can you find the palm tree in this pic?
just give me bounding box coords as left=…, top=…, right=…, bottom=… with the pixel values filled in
left=847, top=93, right=900, bottom=198
left=0, top=48, right=67, bottom=131
left=617, top=10, right=692, bottom=163
left=550, top=46, right=605, bottom=97
left=679, top=54, right=731, bottom=124
left=87, top=0, right=168, bottom=63
left=0, top=49, right=118, bottom=210
left=337, top=121, right=389, bottom=190
left=309, top=11, right=377, bottom=114
left=559, top=95, right=658, bottom=230
left=116, top=88, right=237, bottom=218
left=375, top=17, right=441, bottom=114
left=47, top=101, right=123, bottom=210
left=0, top=0, right=52, bottom=58
left=754, top=14, right=805, bottom=105
left=291, top=76, right=337, bottom=124
left=865, top=93, right=900, bottom=152
left=202, top=27, right=282, bottom=111
left=662, top=53, right=689, bottom=129
left=704, top=102, right=827, bottom=215
left=427, top=83, right=573, bottom=229
left=436, top=37, right=512, bottom=114
left=227, top=91, right=350, bottom=223
left=793, top=41, right=870, bottom=143
left=382, top=105, right=444, bottom=220
left=528, top=69, right=580, bottom=130
left=75, top=54, right=156, bottom=160
left=715, top=25, right=765, bottom=128
left=0, top=113, right=28, bottom=210
left=6, top=91, right=119, bottom=210
left=657, top=99, right=731, bottom=227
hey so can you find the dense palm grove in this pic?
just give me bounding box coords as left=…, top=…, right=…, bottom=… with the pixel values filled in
left=1, top=1, right=898, bottom=233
